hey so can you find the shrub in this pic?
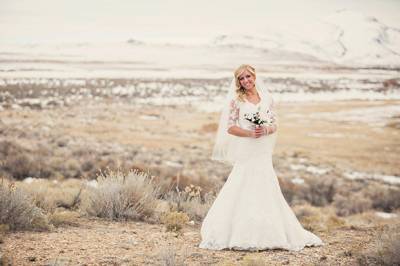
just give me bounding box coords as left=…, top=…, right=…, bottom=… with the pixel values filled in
left=48, top=210, right=80, bottom=227
left=292, top=203, right=321, bottom=220
left=365, top=185, right=400, bottom=212
left=18, top=178, right=83, bottom=213
left=295, top=206, right=346, bottom=233
left=301, top=214, right=346, bottom=233
left=0, top=140, right=52, bottom=180
left=333, top=193, right=373, bottom=217
left=160, top=211, right=189, bottom=233
left=84, top=169, right=161, bottom=221
left=357, top=224, right=400, bottom=266
left=298, top=176, right=337, bottom=206
left=165, top=184, right=215, bottom=222
left=0, top=179, right=49, bottom=231
left=3, top=153, right=36, bottom=179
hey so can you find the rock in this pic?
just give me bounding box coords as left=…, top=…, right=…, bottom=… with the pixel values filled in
left=28, top=256, right=37, bottom=261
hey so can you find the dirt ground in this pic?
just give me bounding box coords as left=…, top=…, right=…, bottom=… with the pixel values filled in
left=2, top=214, right=398, bottom=266
left=1, top=98, right=399, bottom=265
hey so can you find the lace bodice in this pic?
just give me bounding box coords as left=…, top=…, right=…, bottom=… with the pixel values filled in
left=228, top=94, right=277, bottom=131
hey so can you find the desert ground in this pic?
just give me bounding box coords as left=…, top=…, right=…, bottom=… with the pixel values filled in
left=0, top=84, right=399, bottom=265
left=2, top=213, right=398, bottom=266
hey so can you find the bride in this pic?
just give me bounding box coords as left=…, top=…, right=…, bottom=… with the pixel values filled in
left=199, top=64, right=324, bottom=251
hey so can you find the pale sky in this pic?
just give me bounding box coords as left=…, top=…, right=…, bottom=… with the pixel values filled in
left=0, top=0, right=399, bottom=44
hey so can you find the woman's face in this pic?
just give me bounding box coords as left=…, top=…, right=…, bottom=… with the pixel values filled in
left=238, top=69, right=256, bottom=91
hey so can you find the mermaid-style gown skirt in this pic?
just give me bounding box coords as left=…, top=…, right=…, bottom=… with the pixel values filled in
left=199, top=133, right=324, bottom=251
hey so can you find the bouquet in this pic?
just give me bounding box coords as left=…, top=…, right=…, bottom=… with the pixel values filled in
left=244, top=109, right=276, bottom=128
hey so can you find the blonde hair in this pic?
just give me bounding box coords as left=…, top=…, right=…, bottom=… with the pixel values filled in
left=233, top=64, right=256, bottom=102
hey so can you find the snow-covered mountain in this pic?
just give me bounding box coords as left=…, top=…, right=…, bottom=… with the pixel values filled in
left=211, top=10, right=400, bottom=67
left=0, top=10, right=399, bottom=80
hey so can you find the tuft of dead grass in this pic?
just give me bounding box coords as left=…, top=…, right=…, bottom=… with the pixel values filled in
left=294, top=205, right=346, bottom=233
left=83, top=169, right=161, bottom=221
left=165, top=184, right=215, bottom=222
left=17, top=178, right=83, bottom=213
left=160, top=211, right=189, bottom=233
left=0, top=179, right=50, bottom=231
left=48, top=210, right=80, bottom=227
left=157, top=245, right=189, bottom=266
left=356, top=223, right=400, bottom=266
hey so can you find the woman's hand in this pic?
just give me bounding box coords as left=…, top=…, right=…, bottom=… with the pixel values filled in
left=253, top=126, right=265, bottom=138
left=262, top=124, right=277, bottom=136
left=230, top=124, right=277, bottom=138
left=248, top=126, right=267, bottom=138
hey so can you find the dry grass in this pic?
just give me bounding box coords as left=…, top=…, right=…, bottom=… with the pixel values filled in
left=302, top=214, right=347, bottom=233
left=292, top=203, right=322, bottom=220
left=48, top=210, right=80, bottom=227
left=165, top=184, right=215, bottom=222
left=0, top=179, right=49, bottom=231
left=1, top=82, right=399, bottom=265
left=239, top=254, right=269, bottom=266
left=157, top=245, right=189, bottom=266
left=344, top=211, right=398, bottom=231
left=365, top=185, right=400, bottom=212
left=298, top=175, right=337, bottom=207
left=294, top=179, right=400, bottom=217
left=279, top=174, right=341, bottom=208
left=83, top=169, right=161, bottom=221
left=333, top=192, right=373, bottom=217
left=293, top=205, right=346, bottom=233
left=356, top=223, right=400, bottom=266
left=160, top=211, right=189, bottom=233
left=17, top=178, right=83, bottom=213
left=0, top=136, right=141, bottom=181
left=0, top=140, right=51, bottom=180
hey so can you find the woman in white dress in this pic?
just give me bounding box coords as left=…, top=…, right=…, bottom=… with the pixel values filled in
left=199, top=64, right=324, bottom=251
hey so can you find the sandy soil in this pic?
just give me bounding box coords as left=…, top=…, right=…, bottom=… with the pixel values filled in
left=2, top=215, right=397, bottom=266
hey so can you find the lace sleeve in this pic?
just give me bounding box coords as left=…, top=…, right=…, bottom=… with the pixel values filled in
left=269, top=97, right=278, bottom=125
left=228, top=99, right=239, bottom=129
left=263, top=96, right=278, bottom=126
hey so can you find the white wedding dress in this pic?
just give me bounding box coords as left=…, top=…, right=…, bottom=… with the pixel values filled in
left=199, top=94, right=324, bottom=251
